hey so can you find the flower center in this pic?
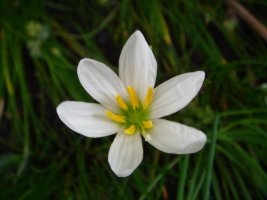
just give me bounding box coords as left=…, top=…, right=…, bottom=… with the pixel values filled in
left=105, top=86, right=154, bottom=140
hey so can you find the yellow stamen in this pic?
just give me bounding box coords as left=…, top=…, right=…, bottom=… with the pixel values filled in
left=105, top=110, right=125, bottom=123
left=143, top=87, right=153, bottom=109
left=124, top=125, right=136, bottom=135
left=141, top=127, right=151, bottom=141
left=142, top=120, right=153, bottom=129
left=127, top=86, right=139, bottom=109
left=116, top=95, right=128, bottom=110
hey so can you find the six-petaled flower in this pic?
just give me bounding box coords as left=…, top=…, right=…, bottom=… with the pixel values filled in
left=57, top=30, right=207, bottom=177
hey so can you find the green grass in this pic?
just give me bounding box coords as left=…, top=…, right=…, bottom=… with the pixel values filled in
left=1, top=0, right=267, bottom=199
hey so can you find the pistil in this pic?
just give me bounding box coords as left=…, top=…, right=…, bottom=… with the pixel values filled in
left=106, top=86, right=154, bottom=136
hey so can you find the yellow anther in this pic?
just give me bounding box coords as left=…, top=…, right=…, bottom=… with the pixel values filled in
left=105, top=110, right=125, bottom=123
left=127, top=86, right=139, bottom=109
left=143, top=87, right=153, bottom=109
left=142, top=120, right=153, bottom=129
left=116, top=95, right=128, bottom=110
left=124, top=125, right=136, bottom=135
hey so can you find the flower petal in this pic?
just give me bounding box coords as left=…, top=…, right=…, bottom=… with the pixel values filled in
left=56, top=101, right=120, bottom=138
left=150, top=71, right=205, bottom=118
left=108, top=130, right=143, bottom=177
left=147, top=119, right=207, bottom=154
left=119, top=30, right=157, bottom=101
left=77, top=58, right=128, bottom=112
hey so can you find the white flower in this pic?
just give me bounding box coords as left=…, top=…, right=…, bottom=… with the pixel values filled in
left=57, top=31, right=207, bottom=177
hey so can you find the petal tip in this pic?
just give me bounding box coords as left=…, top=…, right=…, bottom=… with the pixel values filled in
left=56, top=101, right=67, bottom=115
left=180, top=131, right=207, bottom=154
left=133, top=30, right=143, bottom=36
left=194, top=71, right=205, bottom=89
left=112, top=168, right=132, bottom=177
left=77, top=59, right=86, bottom=76
left=200, top=71, right=205, bottom=79
left=131, top=30, right=145, bottom=41
left=55, top=102, right=72, bottom=129
left=77, top=58, right=89, bottom=72
left=79, top=58, right=89, bottom=63
left=56, top=101, right=75, bottom=123
left=202, top=131, right=207, bottom=142
left=193, top=131, right=207, bottom=152
left=196, top=71, right=205, bottom=80
left=108, top=157, right=133, bottom=177
left=108, top=152, right=142, bottom=177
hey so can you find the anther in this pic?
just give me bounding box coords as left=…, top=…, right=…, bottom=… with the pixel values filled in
left=116, top=95, right=128, bottom=110
left=124, top=125, right=136, bottom=135
left=105, top=110, right=126, bottom=123
left=143, top=87, right=153, bottom=109
left=127, top=86, right=139, bottom=109
left=142, top=120, right=153, bottom=129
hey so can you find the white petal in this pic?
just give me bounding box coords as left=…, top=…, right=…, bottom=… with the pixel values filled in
left=150, top=71, right=205, bottom=118
left=56, top=101, right=120, bottom=138
left=77, top=58, right=128, bottom=112
left=119, top=30, right=157, bottom=101
left=108, top=130, right=143, bottom=177
left=147, top=119, right=206, bottom=154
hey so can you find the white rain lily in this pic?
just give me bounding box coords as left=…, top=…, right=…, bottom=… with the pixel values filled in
left=57, top=30, right=207, bottom=177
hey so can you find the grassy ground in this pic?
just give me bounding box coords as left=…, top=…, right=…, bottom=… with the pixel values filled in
left=1, top=0, right=267, bottom=199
